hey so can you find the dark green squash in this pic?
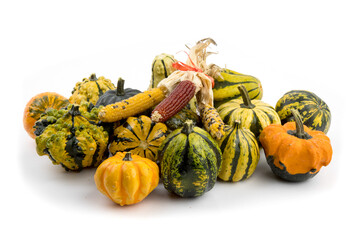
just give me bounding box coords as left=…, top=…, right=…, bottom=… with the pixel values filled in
left=158, top=120, right=221, bottom=198
left=95, top=78, right=141, bottom=107
left=35, top=103, right=109, bottom=171
left=165, top=103, right=200, bottom=131
left=275, top=90, right=331, bottom=133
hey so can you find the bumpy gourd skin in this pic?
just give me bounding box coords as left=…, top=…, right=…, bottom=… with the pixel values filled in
left=69, top=74, right=115, bottom=105
left=35, top=103, right=109, bottom=171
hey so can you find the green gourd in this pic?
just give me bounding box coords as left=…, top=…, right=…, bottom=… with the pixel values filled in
left=158, top=120, right=221, bottom=198
left=275, top=90, right=331, bottom=133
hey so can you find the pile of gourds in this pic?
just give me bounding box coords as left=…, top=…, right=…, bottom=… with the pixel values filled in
left=23, top=38, right=333, bottom=206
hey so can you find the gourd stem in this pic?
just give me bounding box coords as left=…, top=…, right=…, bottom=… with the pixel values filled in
left=291, top=109, right=306, bottom=138
left=116, top=78, right=125, bottom=96
left=89, top=73, right=97, bottom=81
left=233, top=120, right=242, bottom=128
left=182, top=120, right=194, bottom=135
left=123, top=152, right=133, bottom=161
left=68, top=105, right=81, bottom=116
left=237, top=85, right=255, bottom=108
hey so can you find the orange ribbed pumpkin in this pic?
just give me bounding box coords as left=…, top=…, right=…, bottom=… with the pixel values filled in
left=94, top=152, right=159, bottom=206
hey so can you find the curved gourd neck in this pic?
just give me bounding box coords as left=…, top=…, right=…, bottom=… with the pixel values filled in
left=238, top=85, right=255, bottom=109
left=182, top=120, right=194, bottom=135
left=123, top=152, right=133, bottom=161
left=89, top=73, right=98, bottom=81
left=289, top=109, right=312, bottom=140
left=116, top=78, right=126, bottom=96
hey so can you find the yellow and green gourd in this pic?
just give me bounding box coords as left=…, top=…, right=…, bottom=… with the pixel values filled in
left=35, top=102, right=109, bottom=171
left=69, top=73, right=115, bottom=105
left=109, top=115, right=168, bottom=162
left=217, top=85, right=280, bottom=139
left=213, top=68, right=263, bottom=108
left=217, top=120, right=260, bottom=182
left=158, top=120, right=221, bottom=198
left=275, top=90, right=331, bottom=133
left=149, top=53, right=177, bottom=89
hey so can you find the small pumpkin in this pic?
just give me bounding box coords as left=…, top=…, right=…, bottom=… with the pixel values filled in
left=69, top=73, right=115, bottom=105
left=35, top=103, right=109, bottom=171
left=158, top=120, right=221, bottom=198
left=259, top=109, right=332, bottom=182
left=94, top=152, right=159, bottom=206
left=218, top=120, right=260, bottom=182
left=275, top=90, right=331, bottom=133
left=109, top=115, right=168, bottom=162
left=23, top=92, right=69, bottom=139
left=217, top=85, right=281, bottom=139
left=95, top=78, right=141, bottom=107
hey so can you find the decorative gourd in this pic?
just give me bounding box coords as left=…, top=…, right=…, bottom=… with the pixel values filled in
left=35, top=103, right=109, bottom=171
left=165, top=104, right=200, bottom=131
left=275, top=90, right=331, bottom=133
left=259, top=109, right=333, bottom=182
left=217, top=85, right=281, bottom=139
left=149, top=53, right=177, bottom=89
left=158, top=120, right=221, bottom=198
left=94, top=152, right=159, bottom=206
left=213, top=68, right=263, bottom=108
left=218, top=120, right=260, bottom=182
left=95, top=78, right=141, bottom=107
left=23, top=92, right=69, bottom=139
left=69, top=73, right=115, bottom=105
left=109, top=115, right=168, bottom=161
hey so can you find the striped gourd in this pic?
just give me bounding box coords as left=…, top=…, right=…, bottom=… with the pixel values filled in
left=69, top=73, right=115, bottom=105
left=217, top=85, right=280, bottom=139
left=213, top=68, right=263, bottom=108
left=109, top=115, right=168, bottom=161
left=218, top=121, right=260, bottom=182
left=150, top=53, right=177, bottom=89
left=35, top=103, right=109, bottom=171
left=158, top=120, right=221, bottom=198
left=275, top=90, right=331, bottom=133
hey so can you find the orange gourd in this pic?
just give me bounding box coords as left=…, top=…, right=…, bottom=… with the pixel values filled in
left=23, top=92, right=69, bottom=138
left=94, top=152, right=159, bottom=206
left=259, top=109, right=332, bottom=182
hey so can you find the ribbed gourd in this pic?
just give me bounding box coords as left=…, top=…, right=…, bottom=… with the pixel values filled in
left=213, top=68, right=263, bottom=108
left=35, top=103, right=109, bottom=171
left=217, top=85, right=280, bottom=139
left=218, top=120, right=260, bottom=182
left=69, top=73, right=115, bottom=105
left=275, top=90, right=331, bottom=133
left=94, top=152, right=159, bottom=206
left=158, top=120, right=221, bottom=198
left=23, top=92, right=69, bottom=139
left=165, top=104, right=200, bottom=131
left=149, top=53, right=177, bottom=89
left=109, top=115, right=168, bottom=162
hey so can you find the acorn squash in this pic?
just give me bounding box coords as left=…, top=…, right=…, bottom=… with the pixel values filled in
left=158, top=120, right=221, bottom=197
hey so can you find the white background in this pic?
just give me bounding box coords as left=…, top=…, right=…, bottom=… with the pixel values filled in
left=1, top=0, right=359, bottom=239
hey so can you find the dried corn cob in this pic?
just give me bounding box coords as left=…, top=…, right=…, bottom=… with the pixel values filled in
left=98, top=86, right=167, bottom=122
left=200, top=103, right=227, bottom=141
left=151, top=80, right=196, bottom=123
